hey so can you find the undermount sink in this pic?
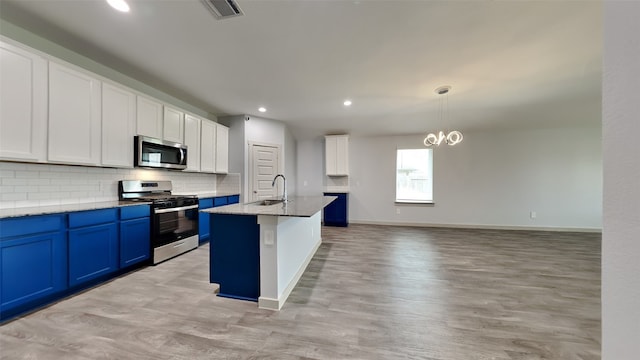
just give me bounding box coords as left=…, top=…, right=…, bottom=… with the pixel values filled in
left=252, top=199, right=285, bottom=206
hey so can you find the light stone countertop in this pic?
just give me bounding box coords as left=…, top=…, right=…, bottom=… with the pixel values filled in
left=172, top=191, right=240, bottom=199
left=200, top=196, right=337, bottom=218
left=0, top=201, right=152, bottom=219
left=323, top=187, right=350, bottom=194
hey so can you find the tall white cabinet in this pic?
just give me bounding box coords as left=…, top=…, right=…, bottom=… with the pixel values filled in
left=0, top=40, right=48, bottom=162
left=325, top=135, right=349, bottom=176
left=101, top=82, right=135, bottom=168
left=199, top=121, right=229, bottom=174
left=48, top=61, right=102, bottom=166
left=215, top=124, right=229, bottom=174
left=200, top=120, right=217, bottom=173
left=184, top=114, right=201, bottom=172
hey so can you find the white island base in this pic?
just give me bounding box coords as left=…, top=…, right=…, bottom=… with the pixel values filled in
left=257, top=211, right=322, bottom=310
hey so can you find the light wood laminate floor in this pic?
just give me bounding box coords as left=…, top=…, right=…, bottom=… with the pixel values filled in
left=0, top=225, right=600, bottom=359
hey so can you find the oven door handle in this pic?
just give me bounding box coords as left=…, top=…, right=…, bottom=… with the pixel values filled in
left=154, top=204, right=199, bottom=214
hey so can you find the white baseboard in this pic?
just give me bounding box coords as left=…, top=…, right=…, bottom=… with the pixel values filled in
left=349, top=220, right=602, bottom=233
left=258, top=238, right=322, bottom=311
left=257, top=296, right=279, bottom=311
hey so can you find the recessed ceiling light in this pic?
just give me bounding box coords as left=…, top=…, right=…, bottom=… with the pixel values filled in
left=258, top=107, right=266, bottom=113
left=343, top=100, right=352, bottom=106
left=107, top=0, right=130, bottom=13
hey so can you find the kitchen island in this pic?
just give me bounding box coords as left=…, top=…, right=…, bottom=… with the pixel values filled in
left=201, top=196, right=336, bottom=310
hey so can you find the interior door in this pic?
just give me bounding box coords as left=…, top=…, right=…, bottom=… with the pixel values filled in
left=250, top=144, right=280, bottom=202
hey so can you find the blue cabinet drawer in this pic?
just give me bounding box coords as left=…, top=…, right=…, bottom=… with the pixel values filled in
left=0, top=214, right=65, bottom=239
left=199, top=198, right=214, bottom=209
left=120, top=205, right=150, bottom=220
left=213, top=196, right=228, bottom=207
left=227, top=195, right=240, bottom=204
left=68, top=208, right=118, bottom=229
left=198, top=198, right=213, bottom=244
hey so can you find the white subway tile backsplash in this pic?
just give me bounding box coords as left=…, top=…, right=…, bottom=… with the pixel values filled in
left=38, top=199, right=61, bottom=207
left=0, top=201, right=15, bottom=209
left=2, top=192, right=27, bottom=201
left=0, top=163, right=27, bottom=170
left=1, top=162, right=239, bottom=209
left=28, top=192, right=52, bottom=200
left=27, top=178, right=50, bottom=186
left=13, top=186, right=38, bottom=193
left=2, top=178, right=26, bottom=186
left=15, top=170, right=40, bottom=178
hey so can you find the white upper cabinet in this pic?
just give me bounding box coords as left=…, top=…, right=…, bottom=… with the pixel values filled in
left=163, top=106, right=184, bottom=144
left=136, top=95, right=163, bottom=139
left=0, top=40, right=47, bottom=162
left=215, top=123, right=229, bottom=174
left=200, top=120, right=217, bottom=173
left=183, top=114, right=201, bottom=172
left=48, top=61, right=101, bottom=166
left=101, top=82, right=135, bottom=168
left=325, top=135, right=349, bottom=176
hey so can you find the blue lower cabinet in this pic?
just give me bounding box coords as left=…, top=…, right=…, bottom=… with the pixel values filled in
left=198, top=198, right=214, bottom=244
left=120, top=217, right=150, bottom=268
left=0, top=214, right=67, bottom=318
left=213, top=196, right=228, bottom=207
left=119, top=205, right=150, bottom=268
left=68, top=209, right=118, bottom=288
left=227, top=195, right=240, bottom=204
left=323, top=192, right=349, bottom=227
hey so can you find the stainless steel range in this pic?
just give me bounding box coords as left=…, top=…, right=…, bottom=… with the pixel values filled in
left=119, top=180, right=199, bottom=264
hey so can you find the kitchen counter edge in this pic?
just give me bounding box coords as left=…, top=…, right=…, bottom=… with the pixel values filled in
left=0, top=201, right=153, bottom=219
left=201, top=196, right=337, bottom=217
left=172, top=191, right=240, bottom=198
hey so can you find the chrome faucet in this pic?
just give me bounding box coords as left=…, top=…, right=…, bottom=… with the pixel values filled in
left=272, top=174, right=287, bottom=203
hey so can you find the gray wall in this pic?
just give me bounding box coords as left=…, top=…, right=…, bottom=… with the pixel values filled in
left=602, top=1, right=640, bottom=358
left=297, top=126, right=602, bottom=230
left=222, top=115, right=297, bottom=202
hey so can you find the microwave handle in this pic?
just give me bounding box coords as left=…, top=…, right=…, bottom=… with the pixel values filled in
left=179, top=148, right=185, bottom=165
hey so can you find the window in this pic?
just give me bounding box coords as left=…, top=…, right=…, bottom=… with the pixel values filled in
left=396, top=148, right=433, bottom=203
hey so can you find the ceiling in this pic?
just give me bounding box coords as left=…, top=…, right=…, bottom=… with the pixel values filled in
left=0, top=0, right=602, bottom=139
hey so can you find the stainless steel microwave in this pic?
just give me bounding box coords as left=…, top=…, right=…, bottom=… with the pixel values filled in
left=134, top=136, right=188, bottom=170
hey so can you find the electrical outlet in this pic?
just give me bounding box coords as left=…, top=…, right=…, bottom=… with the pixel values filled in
left=396, top=208, right=401, bottom=215
left=303, top=180, right=308, bottom=187
left=264, top=230, right=274, bottom=245
left=530, top=211, right=537, bottom=219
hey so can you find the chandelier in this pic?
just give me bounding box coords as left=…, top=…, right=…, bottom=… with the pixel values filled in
left=423, top=86, right=463, bottom=147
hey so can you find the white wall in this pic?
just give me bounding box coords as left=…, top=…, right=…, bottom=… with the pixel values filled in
left=221, top=115, right=246, bottom=200
left=602, top=1, right=640, bottom=359
left=296, top=139, right=324, bottom=196
left=284, top=126, right=298, bottom=196
left=297, top=126, right=602, bottom=230
left=222, top=115, right=297, bottom=202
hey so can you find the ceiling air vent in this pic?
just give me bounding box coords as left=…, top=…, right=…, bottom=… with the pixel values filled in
left=202, top=0, right=244, bottom=19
